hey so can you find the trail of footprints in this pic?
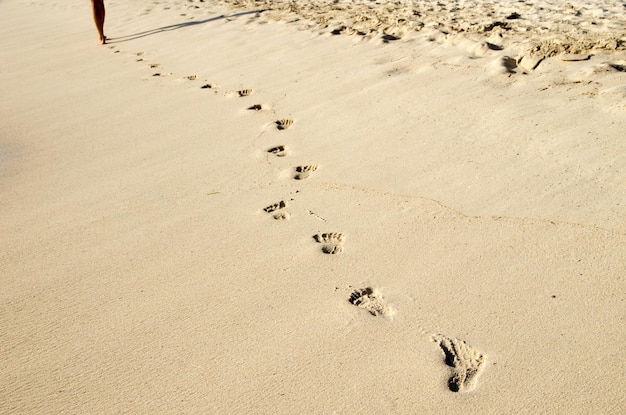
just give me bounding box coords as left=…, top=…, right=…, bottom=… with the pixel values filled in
left=245, top=72, right=485, bottom=392
left=123, top=47, right=486, bottom=394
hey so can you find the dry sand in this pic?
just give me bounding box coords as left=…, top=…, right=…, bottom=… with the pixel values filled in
left=1, top=0, right=625, bottom=413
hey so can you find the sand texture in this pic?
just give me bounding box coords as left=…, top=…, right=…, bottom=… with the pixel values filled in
left=1, top=0, right=625, bottom=414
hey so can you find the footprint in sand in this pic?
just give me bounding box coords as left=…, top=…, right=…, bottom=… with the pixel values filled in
left=185, top=75, right=197, bottom=81
left=431, top=335, right=485, bottom=393
left=248, top=104, right=264, bottom=111
left=349, top=287, right=392, bottom=317
left=150, top=63, right=160, bottom=68
left=267, top=145, right=288, bottom=157
left=276, top=119, right=294, bottom=130
left=313, top=232, right=344, bottom=254
left=238, top=89, right=253, bottom=97
left=294, top=165, right=317, bottom=180
left=263, top=200, right=290, bottom=221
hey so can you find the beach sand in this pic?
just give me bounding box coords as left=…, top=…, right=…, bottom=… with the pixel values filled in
left=1, top=0, right=625, bottom=413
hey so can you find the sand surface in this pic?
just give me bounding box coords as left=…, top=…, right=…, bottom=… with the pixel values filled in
left=1, top=0, right=625, bottom=413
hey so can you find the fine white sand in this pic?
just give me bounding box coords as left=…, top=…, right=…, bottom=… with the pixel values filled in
left=1, top=0, right=625, bottom=413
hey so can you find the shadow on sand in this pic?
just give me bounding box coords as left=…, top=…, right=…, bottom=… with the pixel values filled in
left=107, top=9, right=266, bottom=43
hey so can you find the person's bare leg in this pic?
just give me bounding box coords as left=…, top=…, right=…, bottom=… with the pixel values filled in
left=91, top=0, right=106, bottom=44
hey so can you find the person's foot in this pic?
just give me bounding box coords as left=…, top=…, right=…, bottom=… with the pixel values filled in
left=99, top=35, right=106, bottom=45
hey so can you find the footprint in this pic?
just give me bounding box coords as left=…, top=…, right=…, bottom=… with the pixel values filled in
left=186, top=75, right=197, bottom=80
left=248, top=104, right=264, bottom=111
left=313, top=232, right=344, bottom=254
left=349, top=287, right=391, bottom=316
left=150, top=63, right=160, bottom=68
left=264, top=200, right=287, bottom=213
left=431, top=335, right=485, bottom=393
left=136, top=52, right=144, bottom=56
left=263, top=200, right=290, bottom=220
left=238, top=89, right=253, bottom=97
left=294, top=165, right=317, bottom=180
left=267, top=145, right=288, bottom=157
left=272, top=211, right=290, bottom=220
left=201, top=83, right=216, bottom=89
left=276, top=119, right=294, bottom=130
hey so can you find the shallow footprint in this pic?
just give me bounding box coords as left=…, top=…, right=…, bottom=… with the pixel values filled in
left=431, top=335, right=485, bottom=393
left=313, top=232, right=344, bottom=254
left=294, top=165, right=317, bottom=180
left=349, top=287, right=391, bottom=316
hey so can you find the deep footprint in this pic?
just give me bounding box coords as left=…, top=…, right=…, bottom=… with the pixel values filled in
left=263, top=200, right=290, bottom=220
left=349, top=287, right=390, bottom=316
left=276, top=119, right=294, bottom=130
left=294, top=165, right=317, bottom=180
left=313, top=232, right=344, bottom=254
left=238, top=89, right=252, bottom=97
left=432, top=335, right=485, bottom=393
left=263, top=200, right=287, bottom=213
left=267, top=145, right=287, bottom=157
